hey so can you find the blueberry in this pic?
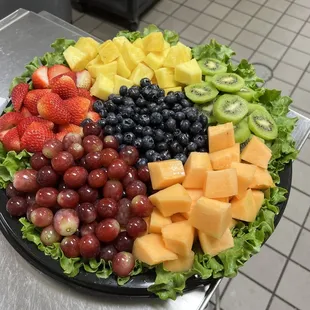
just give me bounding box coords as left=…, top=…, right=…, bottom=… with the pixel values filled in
left=170, top=141, right=183, bottom=154
left=172, top=103, right=183, bottom=112
left=180, top=119, right=191, bottom=133
left=142, top=135, right=155, bottom=150
left=199, top=113, right=208, bottom=127
left=150, top=84, right=159, bottom=90
left=160, top=150, right=171, bottom=160
left=190, top=121, right=204, bottom=135
left=108, top=94, right=117, bottom=101
left=99, top=109, right=108, bottom=118
left=106, top=100, right=117, bottom=113
left=175, top=91, right=185, bottom=101
left=158, top=89, right=165, bottom=98
left=146, top=89, right=159, bottom=101
left=134, top=125, right=144, bottom=136
left=156, top=123, right=165, bottom=130
left=112, top=95, right=123, bottom=105
left=133, top=113, right=140, bottom=123
left=186, top=108, right=198, bottom=122
left=106, top=112, right=118, bottom=125
left=162, top=109, right=170, bottom=120
left=174, top=129, right=182, bottom=139
left=93, top=100, right=104, bottom=112
left=186, top=142, right=198, bottom=152
left=136, top=97, right=147, bottom=108
left=104, top=125, right=114, bottom=135
left=115, top=124, right=122, bottom=133
left=136, top=157, right=148, bottom=168
left=97, top=119, right=106, bottom=128
left=143, top=126, right=153, bottom=137
left=175, top=111, right=185, bottom=122
left=123, top=132, right=135, bottom=144
left=169, top=110, right=175, bottom=118
left=151, top=152, right=162, bottom=162
left=133, top=106, right=141, bottom=114
left=198, top=147, right=208, bottom=152
left=180, top=99, right=192, bottom=108
left=193, top=134, right=206, bottom=148
left=177, top=133, right=190, bottom=146
left=156, top=142, right=168, bottom=152
left=145, top=150, right=156, bottom=161
left=139, top=114, right=150, bottom=126
left=140, top=78, right=151, bottom=88
left=174, top=153, right=187, bottom=164
left=122, top=97, right=135, bottom=106
left=148, top=102, right=157, bottom=113
left=119, top=86, right=128, bottom=97
left=133, top=137, right=143, bottom=149
left=157, top=97, right=165, bottom=105
left=154, top=129, right=165, bottom=142
left=120, top=106, right=134, bottom=118
left=119, top=144, right=127, bottom=151
left=164, top=93, right=177, bottom=105
left=141, top=86, right=152, bottom=99
left=122, top=118, right=135, bottom=131
left=114, top=133, right=123, bottom=144
left=165, top=118, right=177, bottom=132
left=164, top=132, right=174, bottom=144
left=80, top=118, right=93, bottom=127
left=150, top=112, right=163, bottom=125
left=140, top=108, right=149, bottom=115
left=116, top=114, right=123, bottom=123
left=128, top=86, right=141, bottom=100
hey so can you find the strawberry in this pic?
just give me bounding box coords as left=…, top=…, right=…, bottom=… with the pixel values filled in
left=55, top=131, right=68, bottom=142
left=51, top=75, right=78, bottom=99
left=2, top=127, right=21, bottom=152
left=48, top=64, right=71, bottom=81
left=76, top=70, right=92, bottom=90
left=37, top=93, right=70, bottom=125
left=58, top=123, right=84, bottom=135
left=32, top=66, right=49, bottom=89
left=20, top=107, right=33, bottom=118
left=17, top=116, right=54, bottom=137
left=0, top=129, right=10, bottom=141
left=0, top=112, right=24, bottom=132
left=63, top=97, right=91, bottom=125
left=11, top=83, right=28, bottom=111
left=86, top=111, right=101, bottom=123
left=77, top=88, right=92, bottom=100
left=24, top=89, right=52, bottom=115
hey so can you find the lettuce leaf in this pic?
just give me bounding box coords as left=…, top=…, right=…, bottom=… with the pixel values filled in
left=116, top=30, right=141, bottom=42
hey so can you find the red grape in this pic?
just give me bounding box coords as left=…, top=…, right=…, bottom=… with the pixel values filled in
left=57, top=189, right=79, bottom=209
left=26, top=194, right=36, bottom=207
left=40, top=224, right=62, bottom=246
left=13, top=169, right=40, bottom=193
left=6, top=196, right=27, bottom=217
left=53, top=209, right=80, bottom=236
left=58, top=181, right=69, bottom=191
left=79, top=234, right=100, bottom=259
left=63, top=166, right=88, bottom=188
left=83, top=135, right=103, bottom=153
left=37, top=166, right=59, bottom=187
left=137, top=165, right=150, bottom=183
left=26, top=203, right=40, bottom=221
left=62, top=133, right=82, bottom=150
left=60, top=235, right=80, bottom=258
left=78, top=184, right=99, bottom=203
left=76, top=202, right=97, bottom=223
left=115, top=198, right=132, bottom=226
left=122, top=167, right=138, bottom=187
left=95, top=218, right=120, bottom=242
left=42, top=139, right=63, bottom=159
left=112, top=252, right=135, bottom=277
left=51, top=151, right=74, bottom=173
left=100, top=148, right=119, bottom=167
left=83, top=123, right=101, bottom=136
left=100, top=244, right=118, bottom=261
left=85, top=151, right=102, bottom=170
left=130, top=195, right=154, bottom=217
left=96, top=198, right=118, bottom=219
left=102, top=135, right=119, bottom=150
left=30, top=207, right=53, bottom=227
left=79, top=156, right=89, bottom=170
left=107, top=159, right=129, bottom=180
left=67, top=143, right=84, bottom=160
left=103, top=180, right=123, bottom=201
left=80, top=221, right=97, bottom=237
left=35, top=187, right=58, bottom=208
left=30, top=152, right=50, bottom=170
left=126, top=217, right=147, bottom=238
left=125, top=180, right=147, bottom=199
left=114, top=231, right=134, bottom=252
left=88, top=168, right=107, bottom=188
left=119, top=146, right=139, bottom=166
left=6, top=183, right=24, bottom=198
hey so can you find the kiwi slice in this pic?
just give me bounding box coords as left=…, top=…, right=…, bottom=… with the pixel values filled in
left=213, top=94, right=248, bottom=124
left=199, top=103, right=217, bottom=124
left=205, top=75, right=213, bottom=83
left=198, top=58, right=227, bottom=76
left=247, top=103, right=268, bottom=115
left=211, top=73, right=245, bottom=93
left=234, top=117, right=251, bottom=143
left=248, top=110, right=278, bottom=140
left=185, top=82, right=219, bottom=104
left=236, top=86, right=255, bottom=102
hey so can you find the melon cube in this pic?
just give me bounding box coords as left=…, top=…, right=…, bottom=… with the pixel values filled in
left=155, top=67, right=179, bottom=88
left=174, top=59, right=202, bottom=85
left=121, top=41, right=145, bottom=71
left=149, top=208, right=172, bottom=234
left=143, top=32, right=165, bottom=52
left=130, top=63, right=154, bottom=85
left=182, top=152, right=213, bottom=189
left=148, top=159, right=185, bottom=190
left=241, top=136, right=271, bottom=169
left=132, top=38, right=144, bottom=50
left=132, top=233, right=178, bottom=265
left=144, top=52, right=165, bottom=70
left=164, top=87, right=183, bottom=95
left=181, top=189, right=203, bottom=219
left=208, top=122, right=235, bottom=153
left=249, top=166, right=274, bottom=190
left=113, top=75, right=134, bottom=94
left=162, top=221, right=195, bottom=256
left=189, top=197, right=232, bottom=239
left=87, top=61, right=117, bottom=79
left=163, top=251, right=194, bottom=273
left=171, top=213, right=186, bottom=223
left=75, top=37, right=100, bottom=60
left=117, top=55, right=131, bottom=79
left=215, top=197, right=230, bottom=203
left=149, top=184, right=191, bottom=217
left=252, top=190, right=265, bottom=210
left=113, top=36, right=130, bottom=51
left=229, top=218, right=238, bottom=229
left=198, top=228, right=234, bottom=257
left=209, top=144, right=240, bottom=170
left=63, top=46, right=90, bottom=72
left=163, top=43, right=191, bottom=68
left=203, top=168, right=238, bottom=198
left=90, top=74, right=114, bottom=101
left=98, top=40, right=120, bottom=64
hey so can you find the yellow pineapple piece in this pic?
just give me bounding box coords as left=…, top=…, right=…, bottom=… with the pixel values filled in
left=121, top=41, right=145, bottom=71
left=151, top=75, right=157, bottom=85
left=155, top=67, right=179, bottom=88
left=175, top=59, right=202, bottom=85
left=75, top=37, right=100, bottom=60
left=164, top=86, right=183, bottom=95
left=164, top=41, right=170, bottom=50
left=90, top=74, right=114, bottom=100
left=117, top=55, right=131, bottom=79
left=177, top=42, right=192, bottom=60
left=113, top=36, right=130, bottom=51
left=144, top=52, right=165, bottom=70
left=87, top=61, right=117, bottom=80
left=86, top=55, right=103, bottom=69
left=98, top=40, right=120, bottom=64
left=114, top=75, right=134, bottom=94
left=130, top=63, right=154, bottom=85
left=133, top=38, right=144, bottom=50
left=143, top=32, right=165, bottom=52
left=63, top=46, right=90, bottom=72
left=163, top=44, right=192, bottom=68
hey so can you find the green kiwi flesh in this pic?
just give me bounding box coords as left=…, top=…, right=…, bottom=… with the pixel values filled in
left=198, top=58, right=227, bottom=76
left=236, top=86, right=255, bottom=102
left=199, top=103, right=217, bottom=124
left=211, top=73, right=245, bottom=93
left=248, top=110, right=278, bottom=140
left=234, top=117, right=251, bottom=143
left=213, top=94, right=249, bottom=124
left=247, top=103, right=268, bottom=115
left=205, top=75, right=213, bottom=83
left=185, top=82, right=219, bottom=104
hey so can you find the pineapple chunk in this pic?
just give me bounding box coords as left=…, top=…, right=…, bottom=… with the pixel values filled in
left=117, top=56, right=131, bottom=79
left=177, top=42, right=192, bottom=60
left=113, top=36, right=130, bottom=51
left=114, top=75, right=134, bottom=94
left=164, top=41, right=170, bottom=50
left=98, top=40, right=120, bottom=64
left=130, top=63, right=154, bottom=85
left=175, top=59, right=202, bottom=85
left=163, top=44, right=192, bottom=68
left=90, top=74, right=114, bottom=100
left=143, top=32, right=165, bottom=52
left=75, top=37, right=100, bottom=60
left=86, top=55, right=103, bottom=69
left=63, top=46, right=90, bottom=72
left=144, top=52, right=165, bottom=70
left=133, top=38, right=144, bottom=50
left=87, top=61, right=117, bottom=80
left=155, top=68, right=179, bottom=88
left=121, top=41, right=146, bottom=71
left=164, top=87, right=183, bottom=95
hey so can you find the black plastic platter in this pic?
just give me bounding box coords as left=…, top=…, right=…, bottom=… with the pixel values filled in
left=0, top=162, right=292, bottom=298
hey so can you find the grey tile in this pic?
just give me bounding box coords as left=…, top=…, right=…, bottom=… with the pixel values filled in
left=235, top=30, right=264, bottom=49
left=292, top=229, right=310, bottom=270
left=184, top=0, right=210, bottom=11
left=203, top=33, right=231, bottom=45
left=291, top=106, right=310, bottom=119
left=155, top=0, right=180, bottom=14
left=235, top=0, right=261, bottom=16
left=250, top=0, right=266, bottom=4
left=287, top=3, right=310, bottom=21
left=267, top=217, right=300, bottom=255
left=215, top=0, right=239, bottom=8
left=277, top=14, right=305, bottom=32
left=142, top=9, right=168, bottom=24
left=73, top=14, right=103, bottom=33
left=211, top=277, right=230, bottom=303
left=172, top=0, right=186, bottom=3
left=265, top=78, right=294, bottom=96
left=305, top=211, right=310, bottom=230
left=91, top=22, right=120, bottom=41
left=241, top=246, right=286, bottom=290
left=225, top=10, right=252, bottom=28
left=291, top=88, right=310, bottom=113
left=274, top=62, right=303, bottom=85
left=265, top=0, right=291, bottom=12
left=256, top=7, right=282, bottom=23
left=72, top=8, right=83, bottom=22
left=246, top=18, right=273, bottom=36
left=282, top=48, right=310, bottom=70
left=301, top=23, right=310, bottom=38
left=295, top=0, right=310, bottom=9
left=193, top=14, right=220, bottom=32
left=137, top=21, right=148, bottom=32
left=180, top=37, right=196, bottom=46
left=250, top=52, right=278, bottom=69
left=292, top=160, right=310, bottom=194
left=160, top=17, right=187, bottom=33
left=268, top=26, right=296, bottom=46
left=213, top=21, right=241, bottom=40
left=277, top=261, right=310, bottom=310
left=221, top=274, right=271, bottom=310
left=173, top=6, right=200, bottom=23
left=180, top=25, right=209, bottom=44
left=269, top=297, right=296, bottom=310
left=298, top=72, right=310, bottom=91
left=204, top=2, right=231, bottom=19
left=258, top=39, right=287, bottom=59
left=230, top=42, right=254, bottom=61
left=298, top=139, right=310, bottom=165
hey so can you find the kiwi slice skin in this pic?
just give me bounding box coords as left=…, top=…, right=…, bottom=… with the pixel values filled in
left=236, top=87, right=255, bottom=102
left=234, top=117, right=251, bottom=143
left=185, top=82, right=219, bottom=104
left=211, top=73, right=245, bottom=93
left=247, top=103, right=268, bottom=115
left=213, top=94, right=249, bottom=124
left=198, top=58, right=227, bottom=76
left=248, top=110, right=278, bottom=140
left=199, top=103, right=217, bottom=124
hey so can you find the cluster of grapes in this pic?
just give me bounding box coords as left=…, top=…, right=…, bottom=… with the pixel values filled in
left=5, top=122, right=154, bottom=277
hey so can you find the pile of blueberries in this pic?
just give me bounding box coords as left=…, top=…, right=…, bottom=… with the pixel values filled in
left=88, top=78, right=208, bottom=165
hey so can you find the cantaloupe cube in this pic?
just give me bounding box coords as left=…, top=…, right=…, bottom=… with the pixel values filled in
left=113, top=75, right=134, bottom=94
left=63, top=46, right=90, bottom=72
left=155, top=67, right=179, bottom=88
left=148, top=159, right=185, bottom=190
left=149, top=208, right=172, bottom=233
left=209, top=144, right=240, bottom=170
left=149, top=184, right=191, bottom=217
left=162, top=221, right=195, bottom=256
left=132, top=38, right=144, bottom=50
left=203, top=168, right=238, bottom=198
left=198, top=228, right=234, bottom=257
left=130, top=62, right=154, bottom=85
left=208, top=122, right=235, bottom=153
left=249, top=167, right=274, bottom=190
left=252, top=190, right=264, bottom=211
left=231, top=162, right=257, bottom=198
left=229, top=218, right=238, bottom=229
left=143, top=32, right=165, bottom=52
left=241, top=136, right=272, bottom=169
left=113, top=36, right=130, bottom=51
left=90, top=74, right=114, bottom=101
left=163, top=250, right=194, bottom=272
left=87, top=61, right=117, bottom=79
left=164, top=87, right=183, bottom=95
left=75, top=37, right=100, bottom=60
left=132, top=233, right=178, bottom=265
left=98, top=40, right=120, bottom=64
left=121, top=41, right=145, bottom=71
left=86, top=55, right=103, bottom=69
left=181, top=189, right=203, bottom=219
left=116, top=55, right=131, bottom=79
left=144, top=52, right=165, bottom=70
left=171, top=213, right=186, bottom=223
left=215, top=197, right=230, bottom=203
left=189, top=197, right=231, bottom=239
left=182, top=152, right=213, bottom=189
left=174, top=59, right=202, bottom=85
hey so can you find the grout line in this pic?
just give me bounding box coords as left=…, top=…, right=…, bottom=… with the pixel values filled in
left=295, top=157, right=310, bottom=167
left=291, top=185, right=310, bottom=199
left=290, top=61, right=310, bottom=97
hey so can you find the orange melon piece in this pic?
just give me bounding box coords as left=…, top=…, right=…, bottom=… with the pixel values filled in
left=162, top=221, right=195, bottom=256
left=229, top=218, right=238, bottom=229
left=203, top=168, right=238, bottom=198
left=252, top=190, right=265, bottom=211
left=149, top=208, right=172, bottom=233
left=149, top=183, right=191, bottom=217
left=249, top=166, right=274, bottom=190
left=132, top=233, right=178, bottom=265
left=171, top=213, right=186, bottom=223
left=182, top=152, right=213, bottom=189
left=198, top=228, right=234, bottom=257
left=163, top=251, right=195, bottom=272
left=215, top=197, right=230, bottom=203
left=181, top=189, right=203, bottom=219
left=231, top=162, right=257, bottom=198
left=148, top=159, right=185, bottom=190
left=208, top=122, right=235, bottom=153
left=189, top=197, right=232, bottom=239
left=241, top=136, right=271, bottom=169
left=209, top=144, right=240, bottom=170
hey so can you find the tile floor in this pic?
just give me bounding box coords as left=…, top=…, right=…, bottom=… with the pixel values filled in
left=71, top=0, right=310, bottom=309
